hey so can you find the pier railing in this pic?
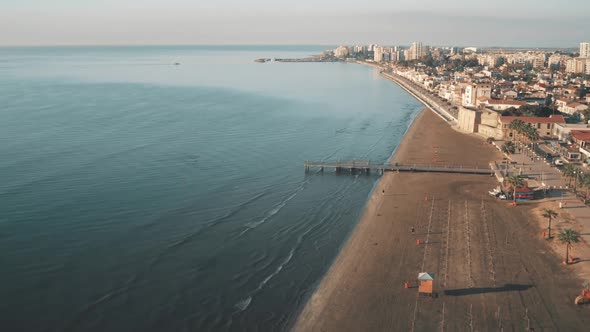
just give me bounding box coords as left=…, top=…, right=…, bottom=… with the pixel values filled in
left=304, top=160, right=494, bottom=175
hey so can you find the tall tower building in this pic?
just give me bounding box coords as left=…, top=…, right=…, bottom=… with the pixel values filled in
left=408, top=42, right=424, bottom=61
left=580, top=42, right=590, bottom=58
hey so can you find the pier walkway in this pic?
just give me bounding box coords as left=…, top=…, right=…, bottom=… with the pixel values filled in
left=304, top=160, right=494, bottom=175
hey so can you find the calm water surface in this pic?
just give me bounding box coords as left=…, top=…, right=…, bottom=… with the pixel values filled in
left=0, top=46, right=421, bottom=331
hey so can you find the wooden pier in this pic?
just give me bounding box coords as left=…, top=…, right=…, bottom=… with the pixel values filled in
left=304, top=160, right=494, bottom=175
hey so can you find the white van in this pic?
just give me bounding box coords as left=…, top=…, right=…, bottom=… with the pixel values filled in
left=554, top=159, right=564, bottom=166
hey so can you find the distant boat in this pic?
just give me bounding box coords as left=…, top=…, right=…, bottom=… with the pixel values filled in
left=254, top=58, right=270, bottom=63
left=174, top=62, right=181, bottom=66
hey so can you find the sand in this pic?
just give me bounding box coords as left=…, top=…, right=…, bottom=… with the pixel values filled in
left=292, top=110, right=590, bottom=331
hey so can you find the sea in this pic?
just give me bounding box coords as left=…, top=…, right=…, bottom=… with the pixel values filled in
left=0, top=45, right=422, bottom=332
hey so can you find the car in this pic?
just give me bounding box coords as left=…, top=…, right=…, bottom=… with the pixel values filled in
left=554, top=159, right=564, bottom=166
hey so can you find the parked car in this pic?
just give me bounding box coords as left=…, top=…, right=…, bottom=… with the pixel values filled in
left=554, top=159, right=564, bottom=166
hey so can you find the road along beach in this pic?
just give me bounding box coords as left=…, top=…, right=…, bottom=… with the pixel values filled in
left=292, top=109, right=590, bottom=331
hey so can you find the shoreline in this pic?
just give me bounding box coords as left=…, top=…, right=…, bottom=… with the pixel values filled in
left=355, top=61, right=457, bottom=123
left=290, top=64, right=588, bottom=330
left=290, top=108, right=497, bottom=331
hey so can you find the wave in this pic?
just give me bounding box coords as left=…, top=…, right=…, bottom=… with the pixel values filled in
left=234, top=248, right=295, bottom=312
left=237, top=182, right=307, bottom=237
left=234, top=296, right=252, bottom=311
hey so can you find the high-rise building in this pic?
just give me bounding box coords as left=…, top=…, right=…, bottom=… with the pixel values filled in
left=407, top=42, right=424, bottom=61
left=373, top=46, right=384, bottom=62
left=334, top=46, right=349, bottom=58
left=565, top=58, right=586, bottom=74
left=580, top=42, right=590, bottom=58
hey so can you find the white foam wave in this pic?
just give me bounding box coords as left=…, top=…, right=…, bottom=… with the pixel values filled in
left=234, top=249, right=295, bottom=313
left=256, top=248, right=294, bottom=292
left=234, top=296, right=252, bottom=311
left=244, top=188, right=302, bottom=230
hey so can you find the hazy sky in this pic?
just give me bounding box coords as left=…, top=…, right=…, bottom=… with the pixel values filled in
left=1, top=0, right=589, bottom=47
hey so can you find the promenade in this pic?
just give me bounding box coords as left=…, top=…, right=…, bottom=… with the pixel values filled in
left=292, top=110, right=590, bottom=331
left=380, top=71, right=458, bottom=123
left=496, top=141, right=590, bottom=280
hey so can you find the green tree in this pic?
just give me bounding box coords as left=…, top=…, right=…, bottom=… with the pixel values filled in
left=509, top=119, right=526, bottom=143
left=507, top=175, right=525, bottom=204
left=501, top=141, right=516, bottom=154
left=523, top=123, right=540, bottom=141
left=563, top=164, right=578, bottom=186
left=580, top=173, right=590, bottom=202
left=542, top=208, right=558, bottom=239
left=558, top=229, right=581, bottom=264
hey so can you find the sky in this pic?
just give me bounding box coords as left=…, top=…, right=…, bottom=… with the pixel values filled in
left=0, top=0, right=589, bottom=47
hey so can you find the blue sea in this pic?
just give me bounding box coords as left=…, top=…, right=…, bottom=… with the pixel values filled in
left=0, top=46, right=421, bottom=331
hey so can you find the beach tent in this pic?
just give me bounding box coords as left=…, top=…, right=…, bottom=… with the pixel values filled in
left=418, top=272, right=434, bottom=294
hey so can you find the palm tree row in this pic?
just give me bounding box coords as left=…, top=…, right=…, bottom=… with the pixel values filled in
left=508, top=119, right=540, bottom=143
left=540, top=210, right=581, bottom=264
left=562, top=164, right=590, bottom=197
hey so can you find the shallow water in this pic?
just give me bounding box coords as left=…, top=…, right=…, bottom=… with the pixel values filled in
left=0, top=46, right=422, bottom=331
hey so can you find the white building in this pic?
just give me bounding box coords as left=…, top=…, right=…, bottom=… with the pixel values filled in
left=334, top=46, right=349, bottom=58
left=581, top=42, right=590, bottom=58
left=462, top=83, right=492, bottom=107
left=373, top=46, right=384, bottom=62
left=407, top=42, right=424, bottom=61
left=566, top=58, right=587, bottom=74
left=563, top=102, right=589, bottom=115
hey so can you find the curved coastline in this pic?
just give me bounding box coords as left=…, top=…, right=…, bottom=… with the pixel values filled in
left=290, top=67, right=502, bottom=331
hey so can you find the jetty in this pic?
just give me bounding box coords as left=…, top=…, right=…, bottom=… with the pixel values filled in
left=304, top=160, right=494, bottom=175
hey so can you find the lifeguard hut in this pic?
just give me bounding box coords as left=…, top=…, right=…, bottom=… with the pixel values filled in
left=418, top=272, right=435, bottom=297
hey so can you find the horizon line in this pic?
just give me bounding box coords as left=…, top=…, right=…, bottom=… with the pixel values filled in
left=0, top=43, right=581, bottom=50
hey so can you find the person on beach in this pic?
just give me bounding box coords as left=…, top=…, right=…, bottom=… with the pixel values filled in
left=411, top=226, right=415, bottom=233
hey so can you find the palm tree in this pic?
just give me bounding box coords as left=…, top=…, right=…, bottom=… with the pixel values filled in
left=580, top=173, right=590, bottom=202
left=563, top=164, right=577, bottom=186
left=542, top=208, right=558, bottom=239
left=524, top=124, right=540, bottom=142
left=507, top=175, right=525, bottom=204
left=558, top=229, right=580, bottom=264
left=501, top=141, right=516, bottom=154
left=509, top=119, right=526, bottom=142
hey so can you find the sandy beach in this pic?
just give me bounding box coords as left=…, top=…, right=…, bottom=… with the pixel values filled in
left=292, top=110, right=590, bottom=331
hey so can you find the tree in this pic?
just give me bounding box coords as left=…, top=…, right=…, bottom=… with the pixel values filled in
left=486, top=137, right=495, bottom=144
left=544, top=94, right=553, bottom=107
left=507, top=175, right=525, bottom=204
left=509, top=119, right=526, bottom=142
left=563, top=164, right=578, bottom=186
left=558, top=228, right=580, bottom=264
left=580, top=173, right=590, bottom=202
left=525, top=124, right=540, bottom=141
left=501, top=141, right=516, bottom=154
left=542, top=209, right=558, bottom=239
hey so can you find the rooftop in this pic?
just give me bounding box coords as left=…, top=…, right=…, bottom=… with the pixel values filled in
left=570, top=130, right=590, bottom=142
left=500, top=115, right=566, bottom=124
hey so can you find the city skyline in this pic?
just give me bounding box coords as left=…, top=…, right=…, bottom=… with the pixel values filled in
left=1, top=0, right=590, bottom=47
